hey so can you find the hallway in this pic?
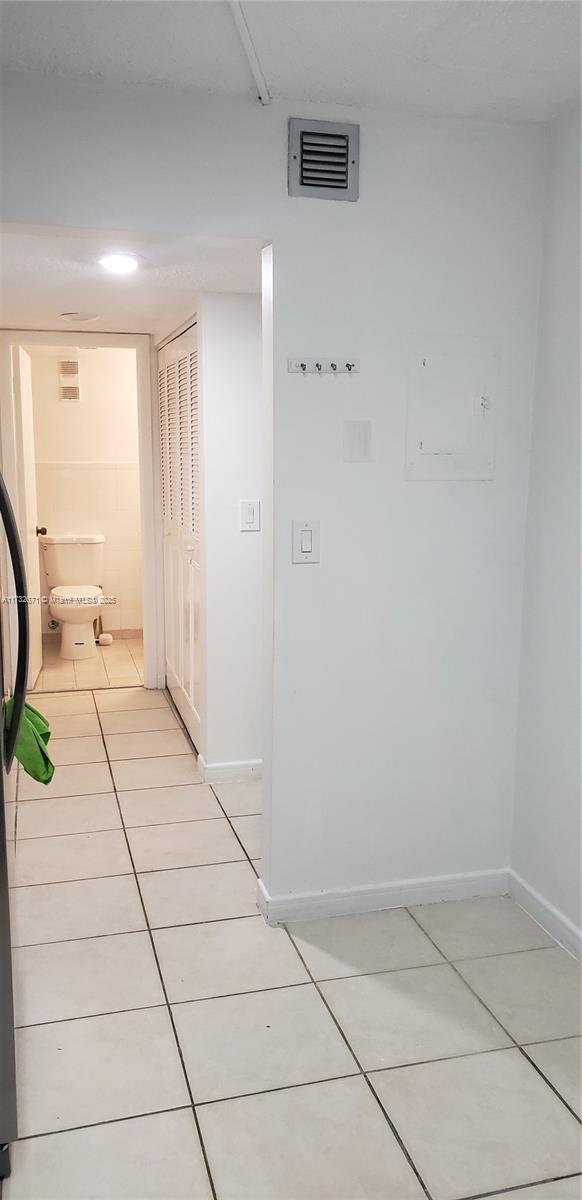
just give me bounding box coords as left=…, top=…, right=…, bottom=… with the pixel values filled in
left=5, top=687, right=581, bottom=1200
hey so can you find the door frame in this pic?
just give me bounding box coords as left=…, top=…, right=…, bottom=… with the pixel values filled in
left=0, top=329, right=165, bottom=690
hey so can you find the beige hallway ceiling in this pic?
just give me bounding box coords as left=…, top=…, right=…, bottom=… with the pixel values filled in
left=0, top=0, right=579, bottom=123
left=0, top=226, right=263, bottom=341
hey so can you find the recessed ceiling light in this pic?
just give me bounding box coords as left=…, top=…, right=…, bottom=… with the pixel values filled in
left=60, top=312, right=100, bottom=323
left=99, top=253, right=139, bottom=275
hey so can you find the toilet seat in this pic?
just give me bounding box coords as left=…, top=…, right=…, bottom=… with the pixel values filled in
left=50, top=584, right=102, bottom=602
left=48, top=585, right=104, bottom=660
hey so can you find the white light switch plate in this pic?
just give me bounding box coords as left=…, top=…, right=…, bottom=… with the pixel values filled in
left=292, top=520, right=320, bottom=563
left=240, top=500, right=261, bottom=531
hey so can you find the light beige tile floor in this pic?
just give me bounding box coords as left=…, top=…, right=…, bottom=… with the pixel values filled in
left=370, top=1049, right=581, bottom=1200
left=31, top=637, right=145, bottom=694
left=15, top=793, right=120, bottom=839
left=128, top=816, right=244, bottom=872
left=105, top=728, right=191, bottom=760
left=112, top=754, right=201, bottom=791
left=5, top=684, right=582, bottom=1200
left=49, top=735, right=107, bottom=766
left=118, top=782, right=220, bottom=827
left=5, top=1110, right=212, bottom=1200
left=212, top=778, right=262, bottom=816
left=231, top=813, right=262, bottom=859
left=320, top=963, right=511, bottom=1069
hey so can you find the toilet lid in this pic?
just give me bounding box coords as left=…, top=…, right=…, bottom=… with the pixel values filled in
left=50, top=585, right=103, bottom=601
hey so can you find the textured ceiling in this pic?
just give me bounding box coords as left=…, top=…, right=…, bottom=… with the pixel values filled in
left=246, top=1, right=581, bottom=121
left=0, top=1, right=254, bottom=94
left=0, top=226, right=263, bottom=341
left=0, top=0, right=579, bottom=122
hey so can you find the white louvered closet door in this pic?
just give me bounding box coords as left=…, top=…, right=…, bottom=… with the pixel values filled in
left=157, top=327, right=202, bottom=746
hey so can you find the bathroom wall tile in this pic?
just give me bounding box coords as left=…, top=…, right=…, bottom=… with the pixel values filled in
left=101, top=603, right=122, bottom=633
left=118, top=553, right=142, bottom=589
left=121, top=604, right=143, bottom=632
left=36, top=461, right=142, bottom=643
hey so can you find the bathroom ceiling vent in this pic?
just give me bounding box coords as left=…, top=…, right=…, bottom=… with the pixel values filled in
left=58, top=359, right=81, bottom=402
left=288, top=118, right=359, bottom=202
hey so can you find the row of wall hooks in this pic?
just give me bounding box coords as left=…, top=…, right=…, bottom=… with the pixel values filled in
left=288, top=358, right=360, bottom=374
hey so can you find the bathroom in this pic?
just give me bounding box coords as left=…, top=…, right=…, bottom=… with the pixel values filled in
left=26, top=343, right=144, bottom=691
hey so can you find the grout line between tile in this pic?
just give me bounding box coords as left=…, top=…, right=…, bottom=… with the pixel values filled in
left=18, top=788, right=114, bottom=804
left=14, top=686, right=581, bottom=1198
left=278, top=927, right=434, bottom=1200
left=47, top=731, right=106, bottom=740
left=15, top=824, right=122, bottom=842
left=48, top=756, right=108, bottom=766
left=208, top=783, right=261, bottom=873
left=449, top=944, right=569, bottom=965
left=12, top=911, right=259, bottom=950
left=15, top=999, right=165, bottom=1031
left=192, top=1070, right=362, bottom=1109
left=16, top=1104, right=192, bottom=1144
left=405, top=907, right=582, bottom=1127
left=518, top=1044, right=582, bottom=1124
left=199, top=760, right=435, bottom=1194
left=91, top=691, right=219, bottom=1200
left=455, top=1170, right=582, bottom=1200
left=18, top=776, right=208, bottom=803
left=522, top=1033, right=581, bottom=1047
left=9, top=857, right=250, bottom=889
left=10, top=870, right=135, bottom=890
left=13, top=806, right=233, bottom=840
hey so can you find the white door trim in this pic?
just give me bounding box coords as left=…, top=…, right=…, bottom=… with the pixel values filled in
left=155, top=313, right=198, bottom=352
left=0, top=329, right=164, bottom=690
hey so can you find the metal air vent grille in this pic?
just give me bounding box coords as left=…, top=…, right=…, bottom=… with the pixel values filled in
left=300, top=130, right=349, bottom=189
left=288, top=118, right=359, bottom=202
left=58, top=359, right=80, bottom=402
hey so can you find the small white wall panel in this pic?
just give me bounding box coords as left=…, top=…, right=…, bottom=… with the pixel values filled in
left=406, top=339, right=496, bottom=480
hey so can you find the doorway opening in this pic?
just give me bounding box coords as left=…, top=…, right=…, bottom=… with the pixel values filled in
left=1, top=226, right=272, bottom=794
left=27, top=343, right=142, bottom=691
left=0, top=329, right=160, bottom=695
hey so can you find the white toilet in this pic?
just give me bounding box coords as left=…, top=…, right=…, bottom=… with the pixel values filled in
left=40, top=534, right=105, bottom=660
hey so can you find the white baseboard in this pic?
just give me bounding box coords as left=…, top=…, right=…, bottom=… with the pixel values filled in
left=198, top=755, right=262, bottom=783
left=256, top=867, right=509, bottom=925
left=508, top=869, right=581, bottom=960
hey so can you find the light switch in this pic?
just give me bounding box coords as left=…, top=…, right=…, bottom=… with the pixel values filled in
left=292, top=521, right=320, bottom=563
left=240, top=500, right=261, bottom=532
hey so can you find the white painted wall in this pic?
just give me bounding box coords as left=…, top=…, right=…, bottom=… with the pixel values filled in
left=0, top=72, right=548, bottom=910
left=30, top=347, right=143, bottom=633
left=512, top=111, right=581, bottom=935
left=29, top=347, right=139, bottom=463
left=197, top=293, right=263, bottom=772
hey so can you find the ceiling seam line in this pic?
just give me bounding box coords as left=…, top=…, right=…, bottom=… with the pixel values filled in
left=228, top=1, right=271, bottom=106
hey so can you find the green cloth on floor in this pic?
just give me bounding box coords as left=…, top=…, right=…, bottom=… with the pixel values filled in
left=4, top=698, right=55, bottom=784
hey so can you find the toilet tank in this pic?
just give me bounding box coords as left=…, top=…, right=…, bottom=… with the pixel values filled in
left=39, top=535, right=105, bottom=588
